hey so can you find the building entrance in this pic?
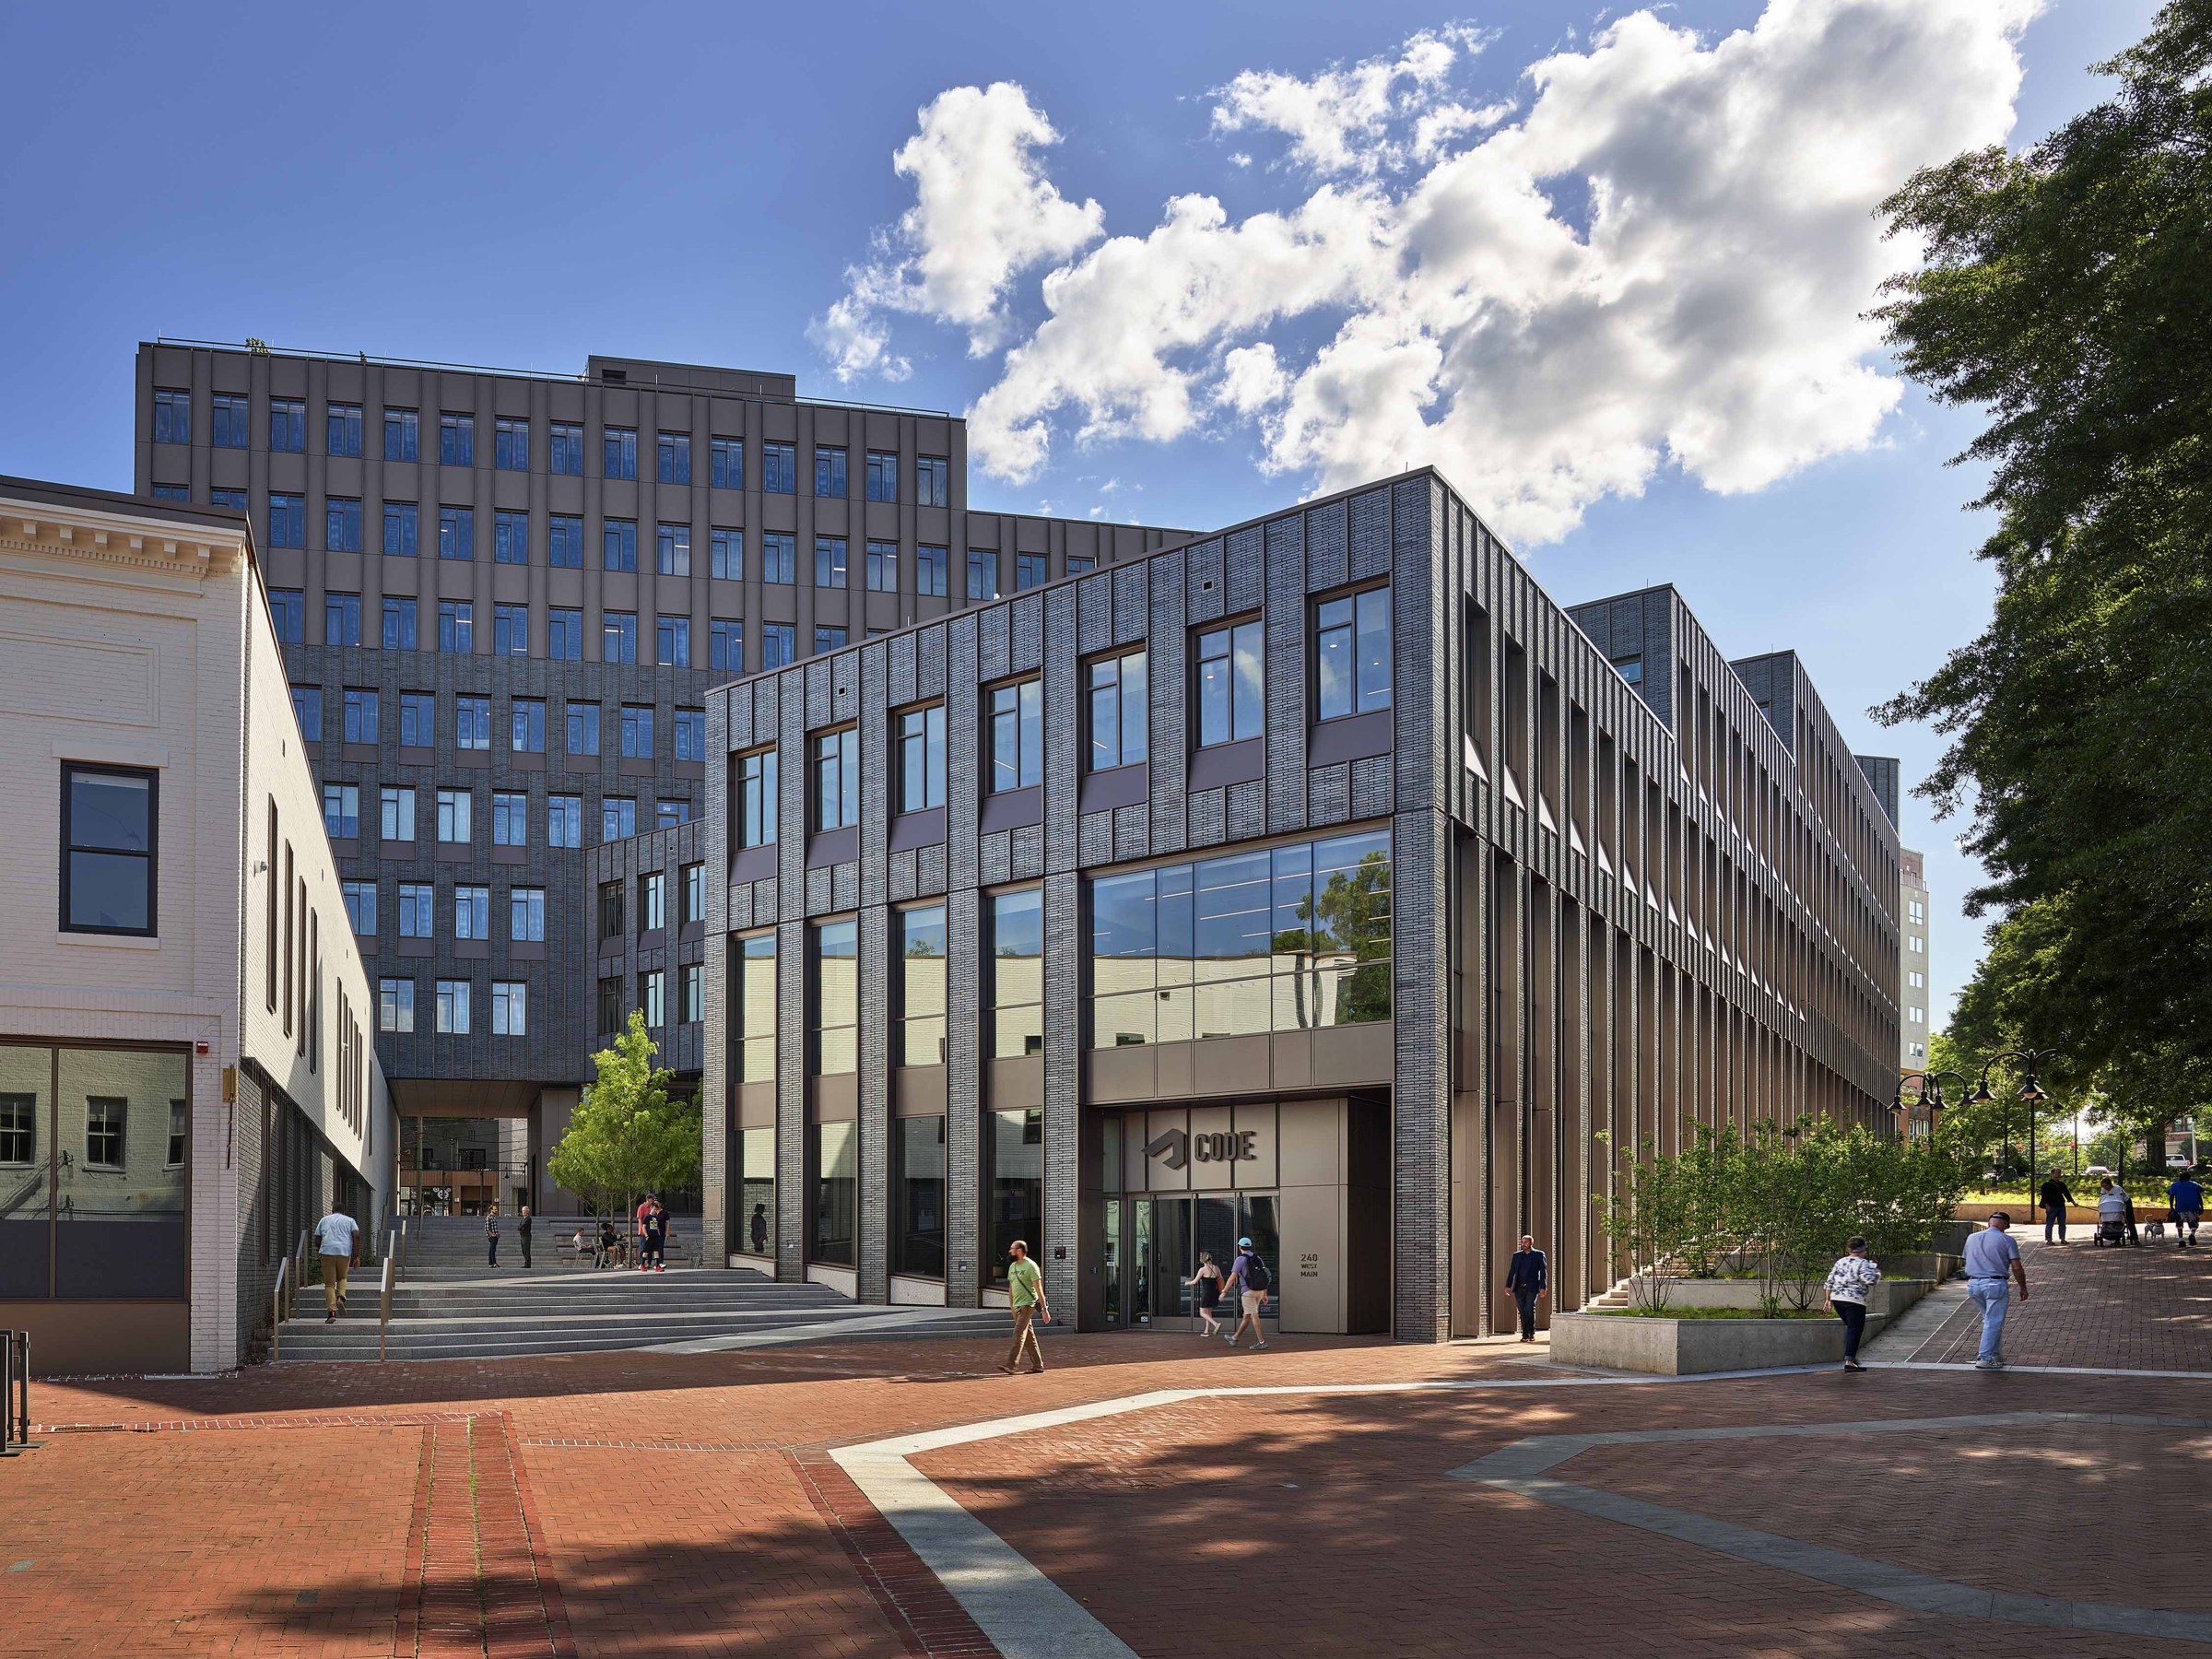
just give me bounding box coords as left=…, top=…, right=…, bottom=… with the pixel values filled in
left=1103, top=1191, right=1280, bottom=1328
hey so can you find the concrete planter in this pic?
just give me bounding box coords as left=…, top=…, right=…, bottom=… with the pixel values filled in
left=1627, top=1275, right=1939, bottom=1313
left=1555, top=1279, right=1932, bottom=1375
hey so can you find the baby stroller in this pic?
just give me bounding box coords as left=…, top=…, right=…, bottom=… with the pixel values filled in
left=2094, top=1205, right=2128, bottom=1247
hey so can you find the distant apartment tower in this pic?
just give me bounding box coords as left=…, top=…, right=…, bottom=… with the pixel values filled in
left=135, top=341, right=1185, bottom=1212
left=1899, top=847, right=1930, bottom=1065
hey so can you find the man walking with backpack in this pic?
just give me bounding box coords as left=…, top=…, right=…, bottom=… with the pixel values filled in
left=1221, top=1236, right=1271, bottom=1351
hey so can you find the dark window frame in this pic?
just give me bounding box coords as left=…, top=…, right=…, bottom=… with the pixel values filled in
left=59, top=761, right=159, bottom=937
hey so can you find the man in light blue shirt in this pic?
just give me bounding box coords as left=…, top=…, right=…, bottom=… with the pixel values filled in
left=1962, top=1212, right=2028, bottom=1371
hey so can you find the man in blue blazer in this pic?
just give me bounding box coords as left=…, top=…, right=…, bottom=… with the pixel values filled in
left=1506, top=1234, right=1548, bottom=1342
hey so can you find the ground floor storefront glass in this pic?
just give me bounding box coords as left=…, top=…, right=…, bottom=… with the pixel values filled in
left=811, top=1120, right=857, bottom=1265
left=0, top=1041, right=188, bottom=1300
left=985, top=1107, right=1042, bottom=1286
left=1108, top=1192, right=1281, bottom=1327
left=892, top=1114, right=946, bottom=1278
left=736, top=1124, right=775, bottom=1258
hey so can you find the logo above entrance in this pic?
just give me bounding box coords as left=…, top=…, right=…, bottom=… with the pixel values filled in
left=1144, top=1126, right=1258, bottom=1171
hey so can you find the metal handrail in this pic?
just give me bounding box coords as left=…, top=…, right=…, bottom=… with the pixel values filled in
left=290, top=1229, right=311, bottom=1319
left=378, top=1245, right=396, bottom=1363
left=270, top=1257, right=290, bottom=1361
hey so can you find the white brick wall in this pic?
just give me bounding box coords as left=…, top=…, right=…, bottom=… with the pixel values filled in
left=0, top=488, right=394, bottom=1371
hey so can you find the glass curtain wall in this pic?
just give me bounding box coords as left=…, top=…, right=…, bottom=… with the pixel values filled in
left=1089, top=830, right=1392, bottom=1048
left=990, top=890, right=1043, bottom=1058
left=733, top=933, right=776, bottom=1083
left=736, top=1126, right=775, bottom=1258
left=898, top=906, right=947, bottom=1065
left=985, top=1107, right=1043, bottom=1287
left=891, top=1115, right=946, bottom=1278
left=811, top=1120, right=857, bottom=1265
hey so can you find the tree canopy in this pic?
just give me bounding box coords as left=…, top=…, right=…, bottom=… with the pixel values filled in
left=1874, top=1, right=2212, bottom=1123
left=548, top=1011, right=701, bottom=1218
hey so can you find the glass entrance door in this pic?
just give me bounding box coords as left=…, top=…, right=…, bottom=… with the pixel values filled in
left=1113, top=1192, right=1277, bottom=1325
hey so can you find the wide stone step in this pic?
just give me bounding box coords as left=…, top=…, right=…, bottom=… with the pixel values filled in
left=275, top=1308, right=1006, bottom=1362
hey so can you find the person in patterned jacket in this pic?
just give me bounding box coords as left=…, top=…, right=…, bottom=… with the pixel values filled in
left=1823, top=1237, right=1882, bottom=1372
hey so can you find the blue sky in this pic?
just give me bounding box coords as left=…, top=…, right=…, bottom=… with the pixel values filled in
left=0, top=0, right=2161, bottom=1030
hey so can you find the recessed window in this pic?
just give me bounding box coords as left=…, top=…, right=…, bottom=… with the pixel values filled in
left=510, top=887, right=546, bottom=941
left=382, top=597, right=417, bottom=652
left=682, top=962, right=703, bottom=1024
left=604, top=611, right=638, bottom=665
left=492, top=981, right=527, bottom=1036
left=657, top=432, right=690, bottom=484
left=1016, top=554, right=1047, bottom=592
left=988, top=679, right=1042, bottom=793
left=916, top=455, right=949, bottom=509
left=597, top=976, right=622, bottom=1035
left=1087, top=650, right=1147, bottom=772
left=658, top=798, right=691, bottom=828
left=211, top=488, right=249, bottom=510
left=494, top=416, right=529, bottom=471
left=1315, top=585, right=1393, bottom=720
left=455, top=695, right=492, bottom=750
left=268, top=589, right=305, bottom=643
left=815, top=535, right=848, bottom=589
left=682, top=862, right=705, bottom=924
left=763, top=441, right=796, bottom=494
left=968, top=552, right=998, bottom=601
left=917, top=545, right=947, bottom=597
left=435, top=979, right=471, bottom=1034
left=814, top=727, right=860, bottom=831
left=547, top=796, right=582, bottom=848
left=322, top=782, right=359, bottom=839
left=290, top=685, right=322, bottom=737
left=897, top=705, right=947, bottom=812
left=548, top=422, right=583, bottom=476
left=603, top=797, right=637, bottom=841
left=604, top=520, right=637, bottom=571
left=0, top=1096, right=38, bottom=1167
left=397, top=693, right=434, bottom=748
left=493, top=603, right=528, bottom=657
left=382, top=502, right=419, bottom=558
left=640, top=969, right=665, bottom=1028
left=270, top=398, right=305, bottom=453
left=324, top=592, right=361, bottom=645
left=438, top=412, right=474, bottom=466
left=491, top=791, right=528, bottom=847
left=342, top=879, right=376, bottom=936
left=657, top=523, right=690, bottom=577
left=711, top=620, right=744, bottom=673
left=675, top=709, right=706, bottom=761
left=381, top=787, right=417, bottom=843
left=865, top=540, right=898, bottom=593
left=267, top=493, right=305, bottom=549
left=151, top=484, right=189, bottom=501
left=898, top=904, right=947, bottom=1066
left=61, top=763, right=157, bottom=935
left=814, top=446, right=847, bottom=498
left=1611, top=653, right=1643, bottom=686
left=383, top=408, right=419, bottom=461
left=379, top=978, right=415, bottom=1033
left=494, top=511, right=529, bottom=566
left=548, top=514, right=583, bottom=570
left=152, top=389, right=190, bottom=444
left=567, top=701, right=601, bottom=756
left=711, top=438, right=743, bottom=488
left=604, top=426, right=638, bottom=480
left=620, top=703, right=654, bottom=759
left=640, top=871, right=665, bottom=933
left=324, top=498, right=363, bottom=554
left=989, top=889, right=1044, bottom=1058
left=435, top=789, right=472, bottom=843
left=454, top=884, right=490, bottom=940
left=1195, top=618, right=1264, bottom=747
left=437, top=506, right=474, bottom=561
left=865, top=451, right=899, bottom=501
left=657, top=615, right=690, bottom=667
left=710, top=529, right=742, bottom=582
left=736, top=749, right=778, bottom=848
left=548, top=607, right=583, bottom=660
left=324, top=401, right=362, bottom=457
left=815, top=626, right=846, bottom=653
left=1067, top=556, right=1095, bottom=576
left=762, top=624, right=795, bottom=668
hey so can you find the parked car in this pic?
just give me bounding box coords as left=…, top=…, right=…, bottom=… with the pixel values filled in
left=2084, top=1165, right=2113, bottom=1180
left=2168, top=1154, right=2195, bottom=1171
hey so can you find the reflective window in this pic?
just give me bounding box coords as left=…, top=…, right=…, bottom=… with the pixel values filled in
left=736, top=749, right=777, bottom=848
left=1087, top=650, right=1147, bottom=771
left=896, top=705, right=947, bottom=813
left=61, top=765, right=157, bottom=935
left=990, top=888, right=1043, bottom=1059
left=893, top=1115, right=946, bottom=1279
left=1315, top=586, right=1393, bottom=720
left=813, top=919, right=858, bottom=1075
left=734, top=933, right=777, bottom=1084
left=988, top=679, right=1042, bottom=793
left=898, top=905, right=947, bottom=1067
left=814, top=727, right=860, bottom=830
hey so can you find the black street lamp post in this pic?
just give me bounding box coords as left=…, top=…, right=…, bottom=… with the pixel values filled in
left=1968, top=1047, right=2067, bottom=1203
left=1892, top=1069, right=1968, bottom=1142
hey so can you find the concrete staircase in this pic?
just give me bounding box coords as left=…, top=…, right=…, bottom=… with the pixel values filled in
left=277, top=1217, right=1005, bottom=1363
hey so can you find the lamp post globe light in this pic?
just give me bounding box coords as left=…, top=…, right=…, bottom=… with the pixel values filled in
left=1892, top=1069, right=1968, bottom=1142
left=1967, top=1045, right=2067, bottom=1200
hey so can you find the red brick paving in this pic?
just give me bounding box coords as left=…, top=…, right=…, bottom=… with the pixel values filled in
left=1913, top=1234, right=2212, bottom=1370
left=3, top=1248, right=2208, bottom=1659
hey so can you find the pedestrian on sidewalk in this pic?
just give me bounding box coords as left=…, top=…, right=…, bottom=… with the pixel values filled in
left=595, top=1217, right=618, bottom=1270
left=2167, top=1170, right=2204, bottom=1250
left=485, top=1200, right=500, bottom=1268
left=1963, top=1212, right=2028, bottom=1371
left=998, top=1240, right=1051, bottom=1374
left=1221, top=1237, right=1272, bottom=1351
left=313, top=1204, right=361, bottom=1324
left=749, top=1202, right=770, bottom=1256
left=635, top=1192, right=658, bottom=1270
left=1506, top=1235, right=1548, bottom=1343
left=1183, top=1252, right=1224, bottom=1336
left=2040, top=1172, right=2076, bottom=1244
left=641, top=1198, right=668, bottom=1271
left=1823, top=1236, right=1881, bottom=1372
left=2097, top=1177, right=2128, bottom=1246
left=519, top=1204, right=534, bottom=1269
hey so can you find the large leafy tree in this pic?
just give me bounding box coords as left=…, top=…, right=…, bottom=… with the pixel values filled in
left=1875, top=2, right=2212, bottom=1123
left=549, top=1011, right=702, bottom=1218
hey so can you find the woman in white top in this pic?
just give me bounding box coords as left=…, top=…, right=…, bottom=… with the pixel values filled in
left=1183, top=1253, right=1225, bottom=1336
left=1823, top=1236, right=1882, bottom=1372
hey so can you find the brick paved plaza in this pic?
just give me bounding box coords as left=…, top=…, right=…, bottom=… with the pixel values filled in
left=4, top=1237, right=2207, bottom=1657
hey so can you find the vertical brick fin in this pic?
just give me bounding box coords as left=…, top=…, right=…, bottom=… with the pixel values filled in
left=1264, top=512, right=1308, bottom=834
left=1041, top=867, right=1081, bottom=1316
left=945, top=885, right=983, bottom=1307
left=775, top=916, right=806, bottom=1284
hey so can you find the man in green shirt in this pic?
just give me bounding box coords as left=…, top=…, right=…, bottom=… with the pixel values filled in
left=999, top=1240, right=1051, bottom=1374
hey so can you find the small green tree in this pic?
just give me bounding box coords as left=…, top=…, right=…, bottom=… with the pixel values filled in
left=1603, top=1147, right=1691, bottom=1312
left=549, top=1011, right=702, bottom=1220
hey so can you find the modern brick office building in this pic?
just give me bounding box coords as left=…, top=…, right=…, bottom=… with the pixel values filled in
left=133, top=341, right=1184, bottom=1212
left=694, top=471, right=1904, bottom=1339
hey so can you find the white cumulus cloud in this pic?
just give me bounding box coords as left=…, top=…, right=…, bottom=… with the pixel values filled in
left=819, top=1, right=2039, bottom=545
left=810, top=81, right=1104, bottom=379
